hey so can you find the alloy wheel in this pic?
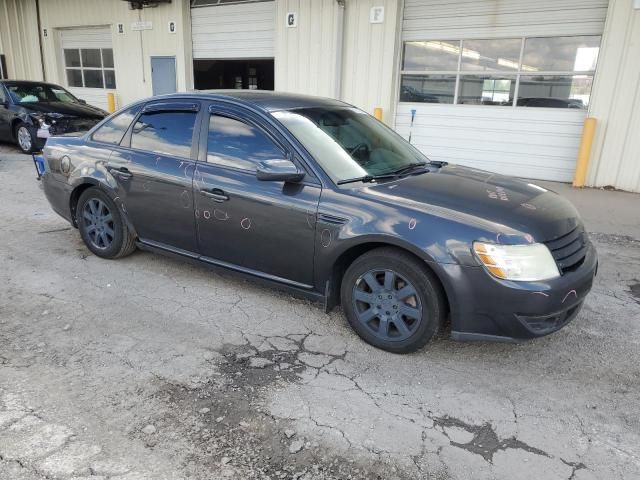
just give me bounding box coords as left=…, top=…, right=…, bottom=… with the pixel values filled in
left=82, top=198, right=115, bottom=250
left=17, top=126, right=32, bottom=152
left=352, top=269, right=423, bottom=342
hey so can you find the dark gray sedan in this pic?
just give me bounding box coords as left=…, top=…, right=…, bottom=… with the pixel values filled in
left=39, top=91, right=597, bottom=353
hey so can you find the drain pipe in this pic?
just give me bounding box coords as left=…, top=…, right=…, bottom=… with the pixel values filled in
left=334, top=0, right=345, bottom=99
left=35, top=0, right=46, bottom=80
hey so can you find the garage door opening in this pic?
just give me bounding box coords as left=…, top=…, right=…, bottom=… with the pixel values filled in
left=193, top=59, right=274, bottom=91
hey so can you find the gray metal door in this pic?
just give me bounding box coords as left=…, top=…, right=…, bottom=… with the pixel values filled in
left=151, top=57, right=177, bottom=96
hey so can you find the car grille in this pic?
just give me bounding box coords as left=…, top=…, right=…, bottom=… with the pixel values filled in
left=544, top=225, right=588, bottom=274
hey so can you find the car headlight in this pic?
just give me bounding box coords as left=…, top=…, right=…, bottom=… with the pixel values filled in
left=473, top=242, right=560, bottom=281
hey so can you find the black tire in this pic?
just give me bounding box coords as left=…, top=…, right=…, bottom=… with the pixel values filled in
left=76, top=187, right=136, bottom=259
left=14, top=122, right=36, bottom=154
left=340, top=247, right=446, bottom=354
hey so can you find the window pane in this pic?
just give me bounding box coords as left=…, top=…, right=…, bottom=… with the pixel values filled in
left=131, top=111, right=197, bottom=157
left=66, top=69, right=83, bottom=87
left=83, top=69, right=104, bottom=88
left=104, top=70, right=116, bottom=89
left=92, top=104, right=142, bottom=145
left=402, top=41, right=460, bottom=71
left=517, top=75, right=593, bottom=108
left=102, top=48, right=114, bottom=68
left=522, top=36, right=600, bottom=72
left=207, top=115, right=283, bottom=171
left=458, top=75, right=515, bottom=105
left=399, top=75, right=456, bottom=104
left=64, top=49, right=81, bottom=68
left=460, top=38, right=521, bottom=72
left=81, top=49, right=102, bottom=68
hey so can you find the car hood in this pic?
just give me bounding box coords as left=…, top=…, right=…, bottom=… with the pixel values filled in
left=19, top=101, right=106, bottom=119
left=354, top=164, right=581, bottom=243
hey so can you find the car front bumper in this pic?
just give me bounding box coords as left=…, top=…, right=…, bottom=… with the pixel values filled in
left=438, top=242, right=598, bottom=342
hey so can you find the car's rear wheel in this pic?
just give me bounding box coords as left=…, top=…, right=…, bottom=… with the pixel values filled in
left=15, top=123, right=36, bottom=154
left=341, top=247, right=446, bottom=353
left=77, top=187, right=136, bottom=259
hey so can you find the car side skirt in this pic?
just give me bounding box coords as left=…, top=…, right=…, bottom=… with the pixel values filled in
left=136, top=239, right=325, bottom=305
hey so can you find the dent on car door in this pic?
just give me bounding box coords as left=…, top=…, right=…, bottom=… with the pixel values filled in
left=193, top=106, right=321, bottom=288
left=107, top=101, right=201, bottom=253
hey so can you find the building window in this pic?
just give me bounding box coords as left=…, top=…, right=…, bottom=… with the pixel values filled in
left=400, top=36, right=601, bottom=108
left=64, top=48, right=116, bottom=89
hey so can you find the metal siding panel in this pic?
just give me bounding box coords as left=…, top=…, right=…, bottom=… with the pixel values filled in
left=588, top=0, right=640, bottom=192
left=402, top=0, right=609, bottom=39
left=191, top=2, right=276, bottom=59
left=395, top=104, right=587, bottom=182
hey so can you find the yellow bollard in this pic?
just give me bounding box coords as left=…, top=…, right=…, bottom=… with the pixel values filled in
left=107, top=92, right=116, bottom=113
left=373, top=107, right=383, bottom=121
left=573, top=117, right=596, bottom=188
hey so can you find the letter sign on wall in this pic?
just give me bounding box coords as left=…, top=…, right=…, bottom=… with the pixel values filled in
left=286, top=12, right=297, bottom=28
left=370, top=6, right=384, bottom=23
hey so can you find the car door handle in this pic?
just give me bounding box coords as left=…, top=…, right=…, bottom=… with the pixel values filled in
left=200, top=188, right=229, bottom=202
left=109, top=166, right=133, bottom=178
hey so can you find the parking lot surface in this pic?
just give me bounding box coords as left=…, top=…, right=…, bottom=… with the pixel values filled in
left=1, top=144, right=639, bottom=480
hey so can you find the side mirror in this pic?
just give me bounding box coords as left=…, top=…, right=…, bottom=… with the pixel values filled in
left=256, top=159, right=305, bottom=183
left=78, top=99, right=87, bottom=105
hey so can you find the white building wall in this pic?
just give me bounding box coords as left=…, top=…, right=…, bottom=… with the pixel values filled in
left=0, top=0, right=43, bottom=81
left=37, top=0, right=193, bottom=109
left=587, top=0, right=640, bottom=192
left=274, top=0, right=344, bottom=98
left=340, top=0, right=402, bottom=123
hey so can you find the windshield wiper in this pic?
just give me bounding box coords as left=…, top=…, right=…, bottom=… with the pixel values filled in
left=337, top=173, right=400, bottom=185
left=337, top=162, right=430, bottom=185
left=385, top=162, right=429, bottom=177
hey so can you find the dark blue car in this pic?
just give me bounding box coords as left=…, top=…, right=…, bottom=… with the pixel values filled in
left=39, top=91, right=597, bottom=353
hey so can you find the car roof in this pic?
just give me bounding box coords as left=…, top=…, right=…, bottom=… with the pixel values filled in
left=152, top=90, right=352, bottom=112
left=0, top=80, right=67, bottom=88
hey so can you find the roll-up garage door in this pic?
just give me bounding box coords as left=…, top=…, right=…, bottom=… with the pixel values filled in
left=191, top=1, right=275, bottom=60
left=59, top=27, right=114, bottom=110
left=395, top=0, right=609, bottom=182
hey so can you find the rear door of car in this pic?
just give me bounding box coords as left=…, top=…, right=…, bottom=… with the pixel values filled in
left=193, top=101, right=321, bottom=288
left=0, top=84, right=12, bottom=141
left=106, top=100, right=202, bottom=253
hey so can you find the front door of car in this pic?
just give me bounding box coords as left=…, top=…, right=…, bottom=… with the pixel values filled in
left=107, top=101, right=201, bottom=253
left=194, top=105, right=321, bottom=287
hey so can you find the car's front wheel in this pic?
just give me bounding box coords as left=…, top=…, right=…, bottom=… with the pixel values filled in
left=76, top=187, right=136, bottom=259
left=15, top=123, right=36, bottom=154
left=341, top=247, right=446, bottom=353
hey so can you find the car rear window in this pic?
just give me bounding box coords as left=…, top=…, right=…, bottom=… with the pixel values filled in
left=130, top=110, right=197, bottom=158
left=92, top=104, right=142, bottom=145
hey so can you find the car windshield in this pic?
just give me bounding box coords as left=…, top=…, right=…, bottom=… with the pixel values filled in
left=272, top=107, right=429, bottom=183
left=6, top=83, right=79, bottom=104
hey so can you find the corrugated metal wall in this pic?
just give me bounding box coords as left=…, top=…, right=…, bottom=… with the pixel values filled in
left=340, top=0, right=402, bottom=123
left=402, top=0, right=609, bottom=39
left=395, top=0, right=609, bottom=182
left=192, top=1, right=276, bottom=59
left=36, top=0, right=193, bottom=108
left=587, top=0, right=640, bottom=192
left=274, top=0, right=343, bottom=98
left=0, top=0, right=42, bottom=81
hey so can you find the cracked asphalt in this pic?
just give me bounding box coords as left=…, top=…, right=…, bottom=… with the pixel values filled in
left=1, top=143, right=639, bottom=480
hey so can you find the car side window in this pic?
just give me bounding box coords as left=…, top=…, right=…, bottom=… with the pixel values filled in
left=207, top=114, right=284, bottom=171
left=130, top=110, right=197, bottom=158
left=0, top=86, right=6, bottom=104
left=91, top=104, right=142, bottom=145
